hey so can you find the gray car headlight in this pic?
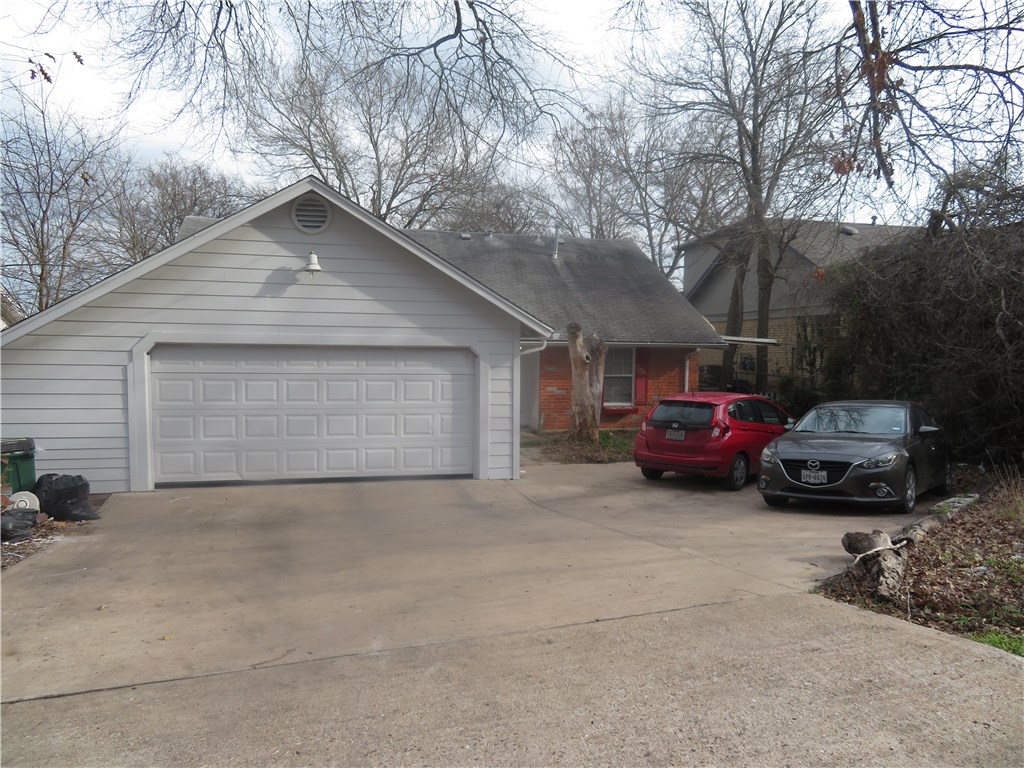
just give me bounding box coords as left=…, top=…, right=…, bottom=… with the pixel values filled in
left=761, top=446, right=778, bottom=465
left=859, top=452, right=899, bottom=469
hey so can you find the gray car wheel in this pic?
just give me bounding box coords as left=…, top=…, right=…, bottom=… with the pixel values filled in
left=723, top=454, right=748, bottom=491
left=897, top=465, right=917, bottom=513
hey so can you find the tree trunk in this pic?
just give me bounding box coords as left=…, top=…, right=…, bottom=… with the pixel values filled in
left=754, top=224, right=777, bottom=392
left=721, top=249, right=750, bottom=387
left=567, top=322, right=605, bottom=443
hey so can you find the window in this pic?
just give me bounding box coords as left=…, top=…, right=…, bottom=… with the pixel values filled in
left=603, top=348, right=634, bottom=405
left=728, top=399, right=759, bottom=422
left=649, top=401, right=714, bottom=427
left=753, top=399, right=787, bottom=425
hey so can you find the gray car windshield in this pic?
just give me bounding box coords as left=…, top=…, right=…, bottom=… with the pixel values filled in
left=795, top=405, right=906, bottom=435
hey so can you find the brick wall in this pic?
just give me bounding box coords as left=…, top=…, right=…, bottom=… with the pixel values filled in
left=537, top=346, right=698, bottom=431
left=699, top=315, right=836, bottom=389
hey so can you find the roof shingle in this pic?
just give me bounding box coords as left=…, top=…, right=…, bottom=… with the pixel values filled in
left=405, top=230, right=723, bottom=346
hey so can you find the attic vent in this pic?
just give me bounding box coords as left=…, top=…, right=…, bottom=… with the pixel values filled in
left=460, top=232, right=472, bottom=240
left=291, top=194, right=331, bottom=234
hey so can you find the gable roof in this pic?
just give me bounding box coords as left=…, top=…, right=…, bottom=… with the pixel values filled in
left=681, top=219, right=922, bottom=301
left=405, top=230, right=724, bottom=346
left=0, top=177, right=552, bottom=345
left=783, top=220, right=921, bottom=267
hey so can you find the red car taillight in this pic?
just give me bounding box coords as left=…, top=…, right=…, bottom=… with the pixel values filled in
left=710, top=419, right=729, bottom=440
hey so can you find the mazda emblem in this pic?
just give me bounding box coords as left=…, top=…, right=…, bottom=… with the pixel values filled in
left=807, top=460, right=820, bottom=470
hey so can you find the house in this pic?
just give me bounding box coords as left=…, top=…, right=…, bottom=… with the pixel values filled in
left=0, top=178, right=721, bottom=493
left=1, top=287, right=25, bottom=329
left=0, top=178, right=553, bottom=493
left=405, top=231, right=725, bottom=431
left=680, top=219, right=919, bottom=389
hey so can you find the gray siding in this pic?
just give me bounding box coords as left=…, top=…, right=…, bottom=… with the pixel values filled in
left=1, top=204, right=521, bottom=492
left=684, top=242, right=828, bottom=323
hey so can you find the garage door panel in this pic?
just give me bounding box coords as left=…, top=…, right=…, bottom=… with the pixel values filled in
left=201, top=415, right=237, bottom=439
left=284, top=414, right=319, bottom=438
left=365, top=414, right=397, bottom=436
left=325, top=449, right=358, bottom=472
left=157, top=379, right=195, bottom=403
left=326, top=415, right=358, bottom=438
left=402, top=414, right=434, bottom=436
left=243, top=379, right=278, bottom=403
left=364, top=380, right=398, bottom=403
left=157, top=451, right=196, bottom=478
left=402, top=380, right=434, bottom=402
left=326, top=380, right=358, bottom=403
left=364, top=447, right=398, bottom=471
left=151, top=345, right=474, bottom=483
left=203, top=451, right=237, bottom=475
left=402, top=447, right=434, bottom=469
left=156, top=415, right=196, bottom=440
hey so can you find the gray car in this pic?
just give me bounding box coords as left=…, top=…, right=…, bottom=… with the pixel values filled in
left=757, top=400, right=952, bottom=513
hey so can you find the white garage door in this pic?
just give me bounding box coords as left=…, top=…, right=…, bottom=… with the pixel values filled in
left=150, top=345, right=475, bottom=484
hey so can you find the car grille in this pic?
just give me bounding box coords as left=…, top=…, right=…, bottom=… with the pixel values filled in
left=781, top=459, right=852, bottom=485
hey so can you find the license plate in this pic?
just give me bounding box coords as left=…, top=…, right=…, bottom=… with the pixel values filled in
left=666, top=429, right=686, bottom=441
left=801, top=469, right=828, bottom=484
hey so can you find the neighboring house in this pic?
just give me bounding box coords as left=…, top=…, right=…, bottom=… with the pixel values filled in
left=1, top=287, right=25, bottom=329
left=0, top=177, right=721, bottom=494
left=0, top=178, right=552, bottom=493
left=406, top=231, right=725, bottom=432
left=680, top=219, right=919, bottom=389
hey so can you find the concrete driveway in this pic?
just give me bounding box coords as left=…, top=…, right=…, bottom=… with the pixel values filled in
left=2, top=463, right=1021, bottom=766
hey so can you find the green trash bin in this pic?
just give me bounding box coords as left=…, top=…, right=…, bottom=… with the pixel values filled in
left=1, top=438, right=37, bottom=494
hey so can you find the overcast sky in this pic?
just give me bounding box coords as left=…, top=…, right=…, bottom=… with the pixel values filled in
left=2, top=0, right=635, bottom=168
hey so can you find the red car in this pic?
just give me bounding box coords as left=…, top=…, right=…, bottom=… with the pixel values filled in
left=634, top=392, right=793, bottom=490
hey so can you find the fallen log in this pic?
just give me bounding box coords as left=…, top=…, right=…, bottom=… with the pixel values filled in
left=840, top=495, right=981, bottom=602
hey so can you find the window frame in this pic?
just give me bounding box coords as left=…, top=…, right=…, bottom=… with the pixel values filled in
left=602, top=347, right=635, bottom=406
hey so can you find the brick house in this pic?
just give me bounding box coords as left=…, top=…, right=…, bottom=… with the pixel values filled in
left=407, top=231, right=725, bottom=431
left=679, top=220, right=919, bottom=391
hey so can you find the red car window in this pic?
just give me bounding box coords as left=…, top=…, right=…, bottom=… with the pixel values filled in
left=729, top=399, right=759, bottom=422
left=753, top=400, right=787, bottom=425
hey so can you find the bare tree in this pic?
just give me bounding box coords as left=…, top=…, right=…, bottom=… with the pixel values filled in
left=638, top=0, right=845, bottom=389
left=1, top=88, right=126, bottom=312
left=93, top=156, right=267, bottom=268
left=926, top=146, right=1024, bottom=232
left=550, top=113, right=636, bottom=239
left=237, top=57, right=499, bottom=227
left=436, top=177, right=556, bottom=234
left=87, top=0, right=566, bottom=134
left=547, top=95, right=745, bottom=278
left=839, top=0, right=1024, bottom=188
left=601, top=102, right=745, bottom=278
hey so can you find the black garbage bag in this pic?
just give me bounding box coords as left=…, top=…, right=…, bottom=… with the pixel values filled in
left=1, top=509, right=38, bottom=541
left=50, top=499, right=100, bottom=521
left=33, top=474, right=93, bottom=519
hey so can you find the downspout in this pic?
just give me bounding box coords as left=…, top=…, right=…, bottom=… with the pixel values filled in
left=520, top=339, right=549, bottom=355
left=685, top=349, right=701, bottom=392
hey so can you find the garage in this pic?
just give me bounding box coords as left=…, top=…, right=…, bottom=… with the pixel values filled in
left=150, top=344, right=475, bottom=484
left=1, top=178, right=550, bottom=492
